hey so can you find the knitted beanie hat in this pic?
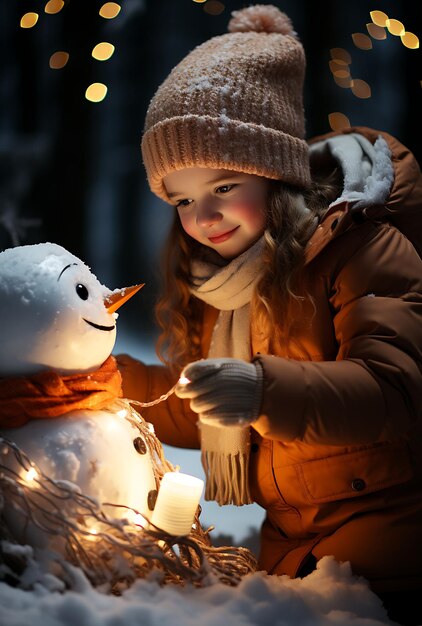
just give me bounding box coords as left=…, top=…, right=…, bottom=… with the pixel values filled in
left=142, top=4, right=311, bottom=203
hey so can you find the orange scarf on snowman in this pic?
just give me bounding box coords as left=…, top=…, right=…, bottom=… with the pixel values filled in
left=0, top=356, right=122, bottom=428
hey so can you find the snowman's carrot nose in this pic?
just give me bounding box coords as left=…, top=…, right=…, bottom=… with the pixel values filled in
left=104, top=284, right=144, bottom=314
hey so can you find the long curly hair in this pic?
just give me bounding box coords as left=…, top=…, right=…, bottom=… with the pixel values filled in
left=155, top=169, right=342, bottom=373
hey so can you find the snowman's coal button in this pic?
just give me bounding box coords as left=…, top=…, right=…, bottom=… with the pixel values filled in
left=351, top=478, right=366, bottom=492
left=148, top=489, right=158, bottom=511
left=133, top=437, right=147, bottom=455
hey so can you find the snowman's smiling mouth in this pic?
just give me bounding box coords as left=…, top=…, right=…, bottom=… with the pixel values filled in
left=83, top=319, right=115, bottom=332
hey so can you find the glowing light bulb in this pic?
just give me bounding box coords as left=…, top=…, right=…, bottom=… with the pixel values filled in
left=178, top=376, right=191, bottom=385
left=25, top=467, right=38, bottom=482
left=20, top=13, right=39, bottom=28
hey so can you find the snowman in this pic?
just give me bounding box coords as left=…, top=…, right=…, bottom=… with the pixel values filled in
left=0, top=243, right=157, bottom=546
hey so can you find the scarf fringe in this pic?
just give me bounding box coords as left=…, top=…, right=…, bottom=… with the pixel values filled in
left=201, top=449, right=253, bottom=506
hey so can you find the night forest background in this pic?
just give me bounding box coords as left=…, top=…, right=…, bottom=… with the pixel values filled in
left=0, top=0, right=421, bottom=346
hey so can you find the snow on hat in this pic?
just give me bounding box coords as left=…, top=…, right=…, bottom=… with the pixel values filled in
left=141, top=4, right=311, bottom=203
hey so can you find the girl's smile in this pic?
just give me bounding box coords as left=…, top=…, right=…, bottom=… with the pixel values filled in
left=163, top=167, right=268, bottom=259
left=208, top=225, right=240, bottom=244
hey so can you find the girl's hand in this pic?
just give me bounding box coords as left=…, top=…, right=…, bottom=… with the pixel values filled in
left=175, top=358, right=263, bottom=426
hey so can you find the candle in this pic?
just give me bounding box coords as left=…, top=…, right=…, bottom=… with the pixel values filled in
left=150, top=472, right=204, bottom=536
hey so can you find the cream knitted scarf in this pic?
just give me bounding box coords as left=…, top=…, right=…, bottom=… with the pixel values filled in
left=189, top=237, right=265, bottom=505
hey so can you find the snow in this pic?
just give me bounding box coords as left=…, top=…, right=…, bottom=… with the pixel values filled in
left=0, top=556, right=393, bottom=625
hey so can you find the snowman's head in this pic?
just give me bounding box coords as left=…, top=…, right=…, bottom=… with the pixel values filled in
left=0, top=243, right=128, bottom=376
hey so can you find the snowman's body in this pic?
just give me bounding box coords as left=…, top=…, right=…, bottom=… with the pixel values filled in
left=0, top=243, right=156, bottom=546
left=4, top=408, right=156, bottom=518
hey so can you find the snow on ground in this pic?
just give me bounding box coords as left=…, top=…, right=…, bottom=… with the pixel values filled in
left=0, top=556, right=393, bottom=626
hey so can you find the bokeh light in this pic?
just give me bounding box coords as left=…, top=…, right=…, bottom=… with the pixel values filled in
left=330, top=48, right=351, bottom=65
left=370, top=10, right=389, bottom=28
left=329, top=60, right=350, bottom=78
left=401, top=32, right=419, bottom=49
left=366, top=23, right=386, bottom=40
left=352, top=33, right=373, bottom=50
left=92, top=42, right=115, bottom=61
left=192, top=0, right=207, bottom=3
left=85, top=83, right=108, bottom=102
left=20, top=12, right=39, bottom=28
left=351, top=79, right=371, bottom=99
left=204, top=1, right=225, bottom=15
left=333, top=75, right=353, bottom=89
left=49, top=51, right=69, bottom=69
left=328, top=112, right=351, bottom=131
left=99, top=2, right=121, bottom=19
left=45, top=0, right=64, bottom=14
left=386, top=19, right=405, bottom=36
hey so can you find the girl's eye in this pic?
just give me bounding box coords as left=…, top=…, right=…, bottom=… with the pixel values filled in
left=176, top=199, right=192, bottom=208
left=216, top=184, right=236, bottom=194
left=76, top=284, right=89, bottom=300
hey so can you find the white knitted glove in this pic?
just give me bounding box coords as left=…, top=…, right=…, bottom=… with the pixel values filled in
left=175, top=358, right=263, bottom=426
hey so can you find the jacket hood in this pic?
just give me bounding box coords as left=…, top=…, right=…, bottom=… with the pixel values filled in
left=306, top=127, right=422, bottom=262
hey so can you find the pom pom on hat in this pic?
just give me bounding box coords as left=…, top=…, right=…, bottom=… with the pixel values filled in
left=228, top=4, right=295, bottom=36
left=142, top=4, right=310, bottom=202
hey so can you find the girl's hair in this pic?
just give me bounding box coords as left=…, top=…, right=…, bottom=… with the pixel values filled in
left=155, top=168, right=342, bottom=373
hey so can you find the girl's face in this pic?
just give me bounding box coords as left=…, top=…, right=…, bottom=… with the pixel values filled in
left=163, top=167, right=268, bottom=259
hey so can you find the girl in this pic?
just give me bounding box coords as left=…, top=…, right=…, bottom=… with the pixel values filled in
left=118, top=6, right=422, bottom=624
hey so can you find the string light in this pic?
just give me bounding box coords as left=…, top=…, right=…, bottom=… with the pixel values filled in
left=44, top=0, right=64, bottom=15
left=85, top=83, right=108, bottom=103
left=99, top=2, right=121, bottom=19
left=49, top=51, right=69, bottom=69
left=20, top=13, right=39, bottom=28
left=92, top=42, right=115, bottom=61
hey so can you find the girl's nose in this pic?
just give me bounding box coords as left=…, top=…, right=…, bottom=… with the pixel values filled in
left=196, top=201, right=223, bottom=228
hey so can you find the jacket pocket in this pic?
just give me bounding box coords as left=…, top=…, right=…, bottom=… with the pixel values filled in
left=296, top=441, right=414, bottom=504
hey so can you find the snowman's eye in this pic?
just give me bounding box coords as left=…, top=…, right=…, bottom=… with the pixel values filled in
left=76, top=284, right=89, bottom=300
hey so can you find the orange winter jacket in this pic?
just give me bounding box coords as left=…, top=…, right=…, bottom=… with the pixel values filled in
left=119, top=128, right=422, bottom=594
